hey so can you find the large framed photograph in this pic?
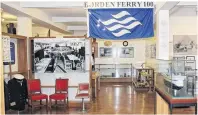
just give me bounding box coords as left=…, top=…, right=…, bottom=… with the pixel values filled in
left=100, top=47, right=112, bottom=57
left=173, top=35, right=197, bottom=55
left=33, top=38, right=85, bottom=73
left=119, top=47, right=134, bottom=58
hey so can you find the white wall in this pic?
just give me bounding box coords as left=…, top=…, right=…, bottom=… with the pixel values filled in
left=73, top=30, right=86, bottom=36
left=32, top=26, right=71, bottom=37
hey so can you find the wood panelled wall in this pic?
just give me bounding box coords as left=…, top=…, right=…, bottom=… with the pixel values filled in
left=0, top=33, right=5, bottom=114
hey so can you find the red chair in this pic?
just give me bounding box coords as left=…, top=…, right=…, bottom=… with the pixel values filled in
left=49, top=79, right=69, bottom=110
left=75, top=83, right=89, bottom=111
left=27, top=79, right=48, bottom=113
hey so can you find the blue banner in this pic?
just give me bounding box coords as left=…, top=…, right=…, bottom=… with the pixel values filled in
left=88, top=8, right=154, bottom=40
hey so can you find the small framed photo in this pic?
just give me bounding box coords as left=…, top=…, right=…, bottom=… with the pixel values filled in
left=186, top=56, right=195, bottom=63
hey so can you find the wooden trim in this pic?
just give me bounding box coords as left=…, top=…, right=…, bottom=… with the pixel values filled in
left=4, top=71, right=27, bottom=74
left=41, top=85, right=78, bottom=88
left=29, top=37, right=56, bottom=39
left=2, top=32, right=27, bottom=39
left=30, top=36, right=86, bottom=39
left=63, top=36, right=86, bottom=38
left=0, top=31, right=5, bottom=114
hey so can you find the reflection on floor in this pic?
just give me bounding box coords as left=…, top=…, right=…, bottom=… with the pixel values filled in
left=9, top=83, right=195, bottom=114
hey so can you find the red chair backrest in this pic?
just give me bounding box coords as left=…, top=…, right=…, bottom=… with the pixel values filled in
left=55, top=79, right=69, bottom=93
left=27, top=79, right=41, bottom=94
left=78, top=83, right=89, bottom=91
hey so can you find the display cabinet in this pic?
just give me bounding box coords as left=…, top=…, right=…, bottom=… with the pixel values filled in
left=95, top=64, right=133, bottom=82
left=155, top=59, right=197, bottom=114
left=133, top=67, right=154, bottom=90
left=156, top=59, right=196, bottom=98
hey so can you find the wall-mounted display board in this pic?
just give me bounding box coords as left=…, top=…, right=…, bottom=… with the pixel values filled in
left=99, top=47, right=135, bottom=58
left=3, top=41, right=16, bottom=65
left=99, top=47, right=112, bottom=57
left=118, top=47, right=134, bottom=58
left=173, top=35, right=197, bottom=55
left=2, top=32, right=28, bottom=78
left=2, top=36, right=10, bottom=63
left=32, top=38, right=85, bottom=73
left=29, top=37, right=92, bottom=101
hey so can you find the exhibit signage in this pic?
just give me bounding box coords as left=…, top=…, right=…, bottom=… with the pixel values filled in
left=84, top=1, right=154, bottom=8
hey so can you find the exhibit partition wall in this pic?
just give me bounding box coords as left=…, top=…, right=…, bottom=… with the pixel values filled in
left=29, top=36, right=92, bottom=102
left=2, top=33, right=28, bottom=81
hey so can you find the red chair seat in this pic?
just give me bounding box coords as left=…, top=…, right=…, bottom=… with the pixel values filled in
left=30, top=94, right=48, bottom=100
left=75, top=93, right=89, bottom=99
left=49, top=93, right=68, bottom=100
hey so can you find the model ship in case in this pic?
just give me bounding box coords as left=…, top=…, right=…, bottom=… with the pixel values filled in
left=163, top=73, right=186, bottom=90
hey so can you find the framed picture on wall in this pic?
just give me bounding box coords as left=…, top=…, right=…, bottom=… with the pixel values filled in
left=33, top=38, right=85, bottom=73
left=118, top=47, right=134, bottom=58
left=99, top=47, right=112, bottom=57
left=173, top=35, right=197, bottom=55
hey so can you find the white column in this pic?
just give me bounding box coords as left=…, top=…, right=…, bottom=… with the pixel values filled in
left=17, top=17, right=32, bottom=78
left=156, top=10, right=170, bottom=60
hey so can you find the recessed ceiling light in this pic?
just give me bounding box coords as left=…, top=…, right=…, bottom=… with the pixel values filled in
left=1, top=18, right=4, bottom=21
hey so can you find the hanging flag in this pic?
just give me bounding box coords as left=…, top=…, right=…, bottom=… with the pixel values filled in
left=88, top=8, right=154, bottom=40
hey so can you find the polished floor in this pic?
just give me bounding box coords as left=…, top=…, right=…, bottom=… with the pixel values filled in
left=7, top=82, right=195, bottom=114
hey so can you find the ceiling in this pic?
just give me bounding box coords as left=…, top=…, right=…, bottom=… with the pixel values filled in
left=1, top=1, right=197, bottom=32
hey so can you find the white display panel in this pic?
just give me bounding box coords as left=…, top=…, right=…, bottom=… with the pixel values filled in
left=157, top=10, right=170, bottom=60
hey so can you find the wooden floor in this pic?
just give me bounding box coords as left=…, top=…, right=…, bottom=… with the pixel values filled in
left=7, top=82, right=195, bottom=114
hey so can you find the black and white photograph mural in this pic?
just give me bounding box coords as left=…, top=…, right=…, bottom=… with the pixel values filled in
left=173, top=35, right=197, bottom=55
left=33, top=38, right=85, bottom=73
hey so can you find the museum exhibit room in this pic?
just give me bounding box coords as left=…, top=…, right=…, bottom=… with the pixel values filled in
left=0, top=0, right=198, bottom=114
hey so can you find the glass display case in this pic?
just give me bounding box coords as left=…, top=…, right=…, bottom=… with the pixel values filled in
left=155, top=59, right=196, bottom=99
left=95, top=64, right=133, bottom=78
left=133, top=67, right=154, bottom=89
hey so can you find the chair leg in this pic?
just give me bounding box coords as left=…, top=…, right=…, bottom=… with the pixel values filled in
left=40, top=100, right=42, bottom=109
left=82, top=98, right=85, bottom=111
left=46, top=98, right=48, bottom=113
left=55, top=100, right=57, bottom=109
left=49, top=98, right=52, bottom=113
left=67, top=97, right=69, bottom=108
left=64, top=99, right=66, bottom=112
